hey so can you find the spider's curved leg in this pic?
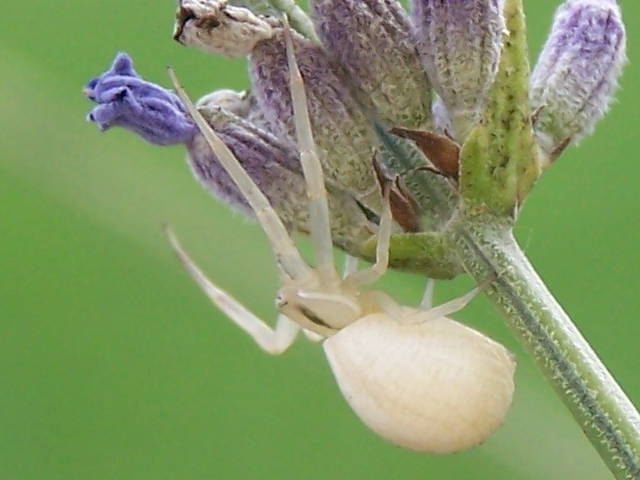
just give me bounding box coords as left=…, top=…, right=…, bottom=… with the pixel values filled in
left=419, top=286, right=481, bottom=321
left=166, top=226, right=300, bottom=355
left=283, top=18, right=338, bottom=283
left=168, top=68, right=311, bottom=282
left=303, top=329, right=324, bottom=343
left=344, top=188, right=392, bottom=287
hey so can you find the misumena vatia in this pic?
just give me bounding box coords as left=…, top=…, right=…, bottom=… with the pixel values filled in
left=166, top=20, right=515, bottom=454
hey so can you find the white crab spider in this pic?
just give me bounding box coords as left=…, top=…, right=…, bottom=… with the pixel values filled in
left=166, top=20, right=515, bottom=454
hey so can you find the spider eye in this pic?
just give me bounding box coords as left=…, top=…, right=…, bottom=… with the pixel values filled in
left=275, top=293, right=288, bottom=308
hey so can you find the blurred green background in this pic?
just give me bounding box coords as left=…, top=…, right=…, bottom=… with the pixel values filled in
left=1, top=1, right=639, bottom=478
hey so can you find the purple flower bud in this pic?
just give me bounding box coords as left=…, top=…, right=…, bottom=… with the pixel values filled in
left=310, top=0, right=431, bottom=128
left=530, top=0, right=626, bottom=156
left=173, top=0, right=275, bottom=58
left=189, top=104, right=374, bottom=252
left=410, top=0, right=505, bottom=140
left=186, top=107, right=304, bottom=221
left=84, top=52, right=197, bottom=145
left=249, top=28, right=382, bottom=213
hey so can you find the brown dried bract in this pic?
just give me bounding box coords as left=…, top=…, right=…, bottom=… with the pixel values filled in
left=549, top=137, right=572, bottom=163
left=372, top=155, right=422, bottom=233
left=390, top=127, right=460, bottom=181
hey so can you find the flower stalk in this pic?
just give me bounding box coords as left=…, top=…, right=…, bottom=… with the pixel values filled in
left=452, top=1, right=639, bottom=476
left=450, top=214, right=640, bottom=479
left=378, top=0, right=640, bottom=475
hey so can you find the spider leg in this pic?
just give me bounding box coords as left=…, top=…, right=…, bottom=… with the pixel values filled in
left=344, top=189, right=392, bottom=287
left=165, top=226, right=300, bottom=355
left=168, top=68, right=311, bottom=282
left=283, top=18, right=338, bottom=283
left=419, top=278, right=435, bottom=309
left=303, top=329, right=324, bottom=343
left=419, top=286, right=480, bottom=321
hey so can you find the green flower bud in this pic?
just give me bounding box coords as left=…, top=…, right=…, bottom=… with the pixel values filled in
left=411, top=0, right=505, bottom=140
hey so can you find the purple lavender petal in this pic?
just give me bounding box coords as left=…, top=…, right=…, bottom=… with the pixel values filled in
left=84, top=52, right=197, bottom=145
left=311, top=0, right=431, bottom=128
left=530, top=0, right=626, bottom=155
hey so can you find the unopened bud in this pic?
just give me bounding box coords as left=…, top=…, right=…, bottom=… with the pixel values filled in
left=249, top=27, right=382, bottom=212
left=410, top=0, right=505, bottom=140
left=191, top=104, right=375, bottom=253
left=186, top=107, right=306, bottom=224
left=173, top=0, right=276, bottom=57
left=84, top=52, right=197, bottom=145
left=311, top=0, right=432, bottom=128
left=530, top=0, right=626, bottom=157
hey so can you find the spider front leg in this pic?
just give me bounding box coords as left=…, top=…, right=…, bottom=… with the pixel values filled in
left=283, top=19, right=339, bottom=284
left=343, top=189, right=392, bottom=287
left=284, top=19, right=392, bottom=290
left=165, top=226, right=300, bottom=355
left=412, top=286, right=480, bottom=324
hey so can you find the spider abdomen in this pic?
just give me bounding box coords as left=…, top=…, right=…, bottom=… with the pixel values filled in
left=323, top=314, right=516, bottom=453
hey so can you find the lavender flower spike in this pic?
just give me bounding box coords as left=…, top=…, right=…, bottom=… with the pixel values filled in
left=530, top=0, right=626, bottom=158
left=311, top=0, right=432, bottom=129
left=410, top=0, right=505, bottom=140
left=84, top=52, right=197, bottom=145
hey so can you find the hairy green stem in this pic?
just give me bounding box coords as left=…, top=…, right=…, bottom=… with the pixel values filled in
left=451, top=216, right=640, bottom=479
